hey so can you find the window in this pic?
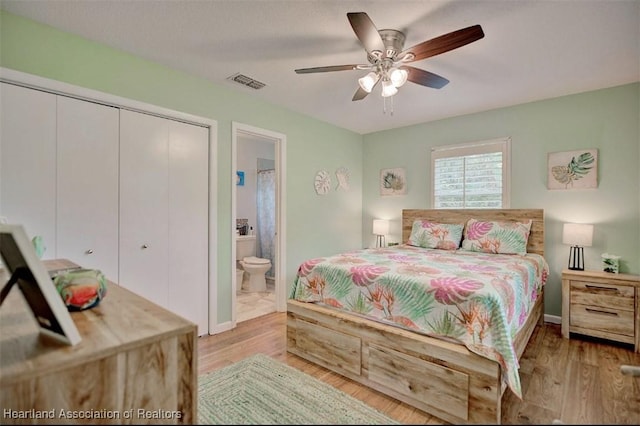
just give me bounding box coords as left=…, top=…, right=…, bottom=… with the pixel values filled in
left=431, top=137, right=511, bottom=208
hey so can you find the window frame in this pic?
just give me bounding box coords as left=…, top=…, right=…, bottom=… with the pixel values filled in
left=430, top=137, right=511, bottom=209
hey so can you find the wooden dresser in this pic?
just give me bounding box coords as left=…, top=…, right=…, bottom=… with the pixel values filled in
left=0, top=259, right=197, bottom=425
left=561, top=269, right=640, bottom=352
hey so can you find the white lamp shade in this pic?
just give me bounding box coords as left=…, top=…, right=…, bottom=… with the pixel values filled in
left=358, top=72, right=379, bottom=93
left=389, top=68, right=408, bottom=88
left=373, top=219, right=390, bottom=236
left=562, top=223, right=593, bottom=247
left=381, top=79, right=398, bottom=97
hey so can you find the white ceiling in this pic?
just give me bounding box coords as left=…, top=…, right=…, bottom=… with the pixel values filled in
left=2, top=0, right=639, bottom=134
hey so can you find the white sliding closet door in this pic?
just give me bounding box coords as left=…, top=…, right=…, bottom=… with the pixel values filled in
left=168, top=121, right=209, bottom=333
left=56, top=96, right=119, bottom=282
left=119, top=110, right=170, bottom=308
left=119, top=109, right=209, bottom=333
left=1, top=73, right=213, bottom=335
left=0, top=83, right=57, bottom=256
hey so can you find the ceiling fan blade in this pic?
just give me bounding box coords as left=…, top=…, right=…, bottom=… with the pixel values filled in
left=347, top=12, right=385, bottom=58
left=295, top=65, right=362, bottom=74
left=403, top=66, right=449, bottom=89
left=398, top=24, right=484, bottom=63
left=352, top=78, right=380, bottom=101
left=352, top=86, right=369, bottom=101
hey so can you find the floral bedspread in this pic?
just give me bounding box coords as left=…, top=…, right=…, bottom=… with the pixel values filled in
left=289, top=244, right=549, bottom=398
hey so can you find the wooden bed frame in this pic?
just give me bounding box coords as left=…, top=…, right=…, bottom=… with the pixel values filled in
left=287, top=209, right=545, bottom=424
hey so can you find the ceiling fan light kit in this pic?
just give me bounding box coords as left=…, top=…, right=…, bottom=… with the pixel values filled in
left=389, top=68, right=408, bottom=88
left=381, top=79, right=398, bottom=98
left=294, top=12, right=484, bottom=114
left=358, top=71, right=379, bottom=92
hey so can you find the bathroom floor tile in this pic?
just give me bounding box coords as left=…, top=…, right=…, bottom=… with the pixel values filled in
left=237, top=279, right=276, bottom=323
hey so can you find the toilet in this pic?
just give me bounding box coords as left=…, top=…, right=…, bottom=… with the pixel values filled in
left=236, top=235, right=271, bottom=292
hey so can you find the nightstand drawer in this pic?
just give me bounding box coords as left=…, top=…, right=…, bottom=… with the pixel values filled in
left=562, top=269, right=640, bottom=352
left=569, top=280, right=634, bottom=311
left=570, top=304, right=634, bottom=337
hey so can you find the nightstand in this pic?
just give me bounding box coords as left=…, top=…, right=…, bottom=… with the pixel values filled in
left=562, top=269, right=640, bottom=352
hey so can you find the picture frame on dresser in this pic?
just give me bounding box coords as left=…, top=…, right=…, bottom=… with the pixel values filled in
left=0, top=224, right=81, bottom=345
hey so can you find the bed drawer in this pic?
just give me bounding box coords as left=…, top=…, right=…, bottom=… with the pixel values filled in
left=569, top=280, right=634, bottom=311
left=368, top=344, right=469, bottom=421
left=570, top=304, right=635, bottom=337
left=294, top=319, right=362, bottom=376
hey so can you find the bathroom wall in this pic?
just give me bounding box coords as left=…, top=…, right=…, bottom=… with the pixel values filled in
left=237, top=134, right=275, bottom=235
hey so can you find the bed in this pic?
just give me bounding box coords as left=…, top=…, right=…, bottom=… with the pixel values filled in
left=287, top=209, right=548, bottom=424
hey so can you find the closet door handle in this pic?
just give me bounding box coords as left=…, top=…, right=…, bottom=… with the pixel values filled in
left=141, top=244, right=149, bottom=249
left=85, top=249, right=94, bottom=255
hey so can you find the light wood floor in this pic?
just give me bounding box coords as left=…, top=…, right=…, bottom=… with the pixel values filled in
left=198, top=312, right=640, bottom=425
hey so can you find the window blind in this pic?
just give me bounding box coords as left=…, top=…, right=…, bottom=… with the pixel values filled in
left=431, top=137, right=511, bottom=208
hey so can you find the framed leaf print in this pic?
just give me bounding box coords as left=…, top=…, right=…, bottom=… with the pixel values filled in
left=547, top=149, right=598, bottom=190
left=380, top=167, right=407, bottom=196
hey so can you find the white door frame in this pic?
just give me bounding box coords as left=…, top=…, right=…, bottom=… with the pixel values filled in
left=231, top=122, right=287, bottom=325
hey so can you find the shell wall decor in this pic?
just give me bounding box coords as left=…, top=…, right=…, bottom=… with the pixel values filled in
left=335, top=167, right=350, bottom=191
left=314, top=170, right=331, bottom=195
left=314, top=167, right=351, bottom=195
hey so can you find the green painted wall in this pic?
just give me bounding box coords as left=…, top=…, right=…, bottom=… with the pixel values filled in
left=2, top=10, right=638, bottom=321
left=363, top=83, right=640, bottom=316
left=0, top=10, right=364, bottom=325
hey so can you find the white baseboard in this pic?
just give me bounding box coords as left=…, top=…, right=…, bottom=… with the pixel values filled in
left=208, top=320, right=235, bottom=335
left=544, top=314, right=562, bottom=324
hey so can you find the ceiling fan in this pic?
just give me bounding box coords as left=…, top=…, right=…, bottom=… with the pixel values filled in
left=295, top=12, right=484, bottom=102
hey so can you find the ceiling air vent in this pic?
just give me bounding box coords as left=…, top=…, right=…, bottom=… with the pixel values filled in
left=227, top=73, right=266, bottom=90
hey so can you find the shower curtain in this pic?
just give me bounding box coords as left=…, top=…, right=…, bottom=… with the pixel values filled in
left=256, top=169, right=275, bottom=277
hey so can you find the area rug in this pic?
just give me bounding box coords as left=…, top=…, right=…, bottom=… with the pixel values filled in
left=198, top=353, right=400, bottom=424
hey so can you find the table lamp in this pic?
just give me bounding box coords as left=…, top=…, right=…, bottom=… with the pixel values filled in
left=562, top=223, right=593, bottom=271
left=373, top=219, right=389, bottom=248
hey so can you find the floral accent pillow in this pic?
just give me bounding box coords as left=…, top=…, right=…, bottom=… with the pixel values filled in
left=461, top=219, right=532, bottom=255
left=407, top=220, right=464, bottom=251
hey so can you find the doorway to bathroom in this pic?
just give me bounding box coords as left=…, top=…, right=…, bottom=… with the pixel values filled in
left=231, top=122, right=286, bottom=325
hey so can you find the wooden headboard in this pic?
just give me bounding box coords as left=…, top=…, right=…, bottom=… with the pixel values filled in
left=402, top=209, right=545, bottom=257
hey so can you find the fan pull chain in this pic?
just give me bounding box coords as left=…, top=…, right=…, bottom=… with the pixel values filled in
left=382, top=95, right=395, bottom=116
